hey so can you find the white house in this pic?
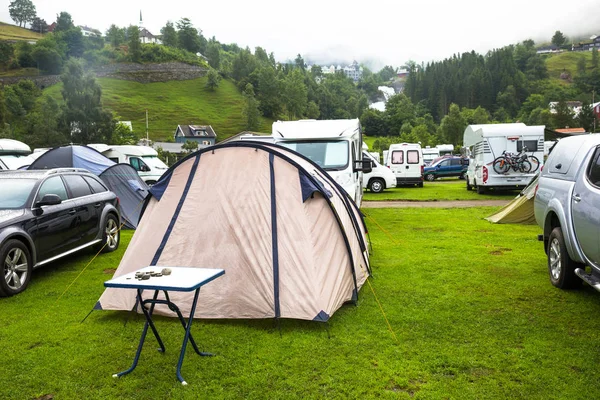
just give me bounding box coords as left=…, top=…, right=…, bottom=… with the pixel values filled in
left=79, top=25, right=100, bottom=37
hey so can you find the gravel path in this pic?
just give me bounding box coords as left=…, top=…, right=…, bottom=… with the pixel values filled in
left=361, top=199, right=509, bottom=208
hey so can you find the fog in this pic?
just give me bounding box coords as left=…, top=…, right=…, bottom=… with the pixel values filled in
left=2, top=0, right=600, bottom=69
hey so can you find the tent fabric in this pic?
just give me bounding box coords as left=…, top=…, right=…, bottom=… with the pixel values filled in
left=485, top=174, right=539, bottom=225
left=28, top=145, right=148, bottom=229
left=99, top=164, right=149, bottom=229
left=97, top=141, right=370, bottom=322
left=28, top=145, right=116, bottom=175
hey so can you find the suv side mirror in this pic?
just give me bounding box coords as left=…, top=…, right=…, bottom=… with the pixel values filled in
left=354, top=158, right=372, bottom=174
left=35, top=194, right=62, bottom=207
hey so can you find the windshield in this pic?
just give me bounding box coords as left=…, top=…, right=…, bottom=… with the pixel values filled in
left=279, top=141, right=349, bottom=170
left=0, top=179, right=37, bottom=209
left=0, top=155, right=33, bottom=170
left=141, top=155, right=169, bottom=170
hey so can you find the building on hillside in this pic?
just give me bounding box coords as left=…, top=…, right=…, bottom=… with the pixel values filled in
left=536, top=45, right=560, bottom=54
left=396, top=69, right=409, bottom=79
left=549, top=101, right=583, bottom=116
left=138, top=10, right=162, bottom=44
left=174, top=125, right=217, bottom=145
left=47, top=22, right=57, bottom=33
left=78, top=25, right=101, bottom=37
left=572, top=35, right=600, bottom=51
left=343, top=61, right=363, bottom=82
left=151, top=141, right=186, bottom=165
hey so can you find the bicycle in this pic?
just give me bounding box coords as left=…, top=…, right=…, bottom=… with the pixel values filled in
left=493, top=148, right=532, bottom=174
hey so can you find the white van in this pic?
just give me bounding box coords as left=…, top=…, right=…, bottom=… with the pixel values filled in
left=386, top=143, right=424, bottom=187
left=463, top=123, right=544, bottom=194
left=88, top=144, right=168, bottom=185
left=422, top=146, right=440, bottom=166
left=362, top=151, right=396, bottom=193
left=272, top=119, right=371, bottom=207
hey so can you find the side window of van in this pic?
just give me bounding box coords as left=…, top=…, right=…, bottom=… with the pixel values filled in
left=407, top=150, right=420, bottom=164
left=392, top=151, right=404, bottom=164
left=587, top=147, right=600, bottom=187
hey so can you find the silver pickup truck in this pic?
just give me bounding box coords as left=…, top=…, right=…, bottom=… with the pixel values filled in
left=534, top=134, right=600, bottom=290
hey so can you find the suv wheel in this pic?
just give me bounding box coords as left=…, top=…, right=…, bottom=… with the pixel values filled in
left=548, top=227, right=582, bottom=289
left=0, top=240, right=32, bottom=297
left=368, top=179, right=384, bottom=193
left=98, top=214, right=120, bottom=253
left=426, top=174, right=435, bottom=182
left=459, top=172, right=466, bottom=180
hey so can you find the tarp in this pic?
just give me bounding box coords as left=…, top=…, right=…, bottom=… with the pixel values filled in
left=486, top=174, right=539, bottom=224
left=28, top=145, right=148, bottom=229
left=96, top=141, right=370, bottom=322
left=99, top=164, right=149, bottom=229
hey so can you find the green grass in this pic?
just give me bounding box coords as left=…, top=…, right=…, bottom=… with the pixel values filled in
left=0, top=21, right=43, bottom=41
left=364, top=180, right=517, bottom=201
left=0, top=67, right=40, bottom=77
left=1, top=208, right=600, bottom=398
left=545, top=51, right=592, bottom=80
left=44, top=77, right=274, bottom=142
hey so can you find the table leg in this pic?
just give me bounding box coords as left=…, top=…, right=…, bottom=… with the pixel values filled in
left=140, top=291, right=166, bottom=353
left=176, top=287, right=202, bottom=385
left=113, top=289, right=164, bottom=378
left=163, top=291, right=210, bottom=356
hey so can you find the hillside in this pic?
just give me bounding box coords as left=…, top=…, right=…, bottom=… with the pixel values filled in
left=545, top=51, right=593, bottom=81
left=0, top=22, right=43, bottom=41
left=45, top=76, right=274, bottom=142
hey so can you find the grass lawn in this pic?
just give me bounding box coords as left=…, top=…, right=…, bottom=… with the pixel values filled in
left=364, top=180, right=517, bottom=201
left=545, top=51, right=592, bottom=80
left=44, top=77, right=274, bottom=142
left=0, top=67, right=40, bottom=77
left=2, top=208, right=600, bottom=398
left=0, top=22, right=43, bottom=41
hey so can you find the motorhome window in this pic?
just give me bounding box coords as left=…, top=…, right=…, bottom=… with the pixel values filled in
left=407, top=150, right=420, bottom=164
left=63, top=175, right=92, bottom=198
left=0, top=179, right=36, bottom=209
left=278, top=141, right=349, bottom=170
left=517, top=140, right=538, bottom=152
left=130, top=157, right=150, bottom=171
left=587, top=147, right=600, bottom=187
left=37, top=176, right=68, bottom=202
left=109, top=158, right=119, bottom=163
left=391, top=151, right=404, bottom=164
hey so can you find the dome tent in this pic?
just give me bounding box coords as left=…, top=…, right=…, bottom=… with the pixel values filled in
left=96, top=141, right=370, bottom=321
left=28, top=145, right=149, bottom=229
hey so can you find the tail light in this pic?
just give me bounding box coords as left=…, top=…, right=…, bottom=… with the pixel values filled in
left=483, top=166, right=488, bottom=184
left=421, top=165, right=424, bottom=178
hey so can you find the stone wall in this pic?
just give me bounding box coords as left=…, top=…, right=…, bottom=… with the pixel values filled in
left=0, top=62, right=209, bottom=87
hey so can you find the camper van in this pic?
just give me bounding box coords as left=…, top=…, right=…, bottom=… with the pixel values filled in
left=88, top=144, right=168, bottom=185
left=436, top=144, right=455, bottom=156
left=0, top=139, right=35, bottom=169
left=463, top=123, right=544, bottom=194
left=385, top=143, right=424, bottom=187
left=362, top=151, right=396, bottom=193
left=271, top=119, right=371, bottom=206
left=422, top=146, right=440, bottom=166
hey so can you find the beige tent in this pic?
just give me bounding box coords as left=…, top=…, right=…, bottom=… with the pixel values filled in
left=486, top=174, right=539, bottom=224
left=96, top=141, right=370, bottom=321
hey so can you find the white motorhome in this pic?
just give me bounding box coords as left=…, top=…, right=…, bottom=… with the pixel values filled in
left=0, top=139, right=35, bottom=169
left=386, top=143, right=424, bottom=187
left=271, top=119, right=371, bottom=206
left=436, top=144, right=455, bottom=156
left=88, top=144, right=168, bottom=185
left=422, top=146, right=440, bottom=166
left=362, top=151, right=396, bottom=193
left=463, top=123, right=544, bottom=194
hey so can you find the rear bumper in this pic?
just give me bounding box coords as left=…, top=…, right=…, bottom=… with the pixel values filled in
left=396, top=177, right=423, bottom=186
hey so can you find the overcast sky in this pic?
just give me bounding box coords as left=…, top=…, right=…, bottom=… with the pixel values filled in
left=2, top=0, right=600, bottom=69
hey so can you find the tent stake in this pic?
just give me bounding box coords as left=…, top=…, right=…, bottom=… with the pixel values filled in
left=80, top=308, right=94, bottom=324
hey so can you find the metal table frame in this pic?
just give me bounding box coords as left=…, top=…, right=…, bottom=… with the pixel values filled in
left=104, top=267, right=225, bottom=385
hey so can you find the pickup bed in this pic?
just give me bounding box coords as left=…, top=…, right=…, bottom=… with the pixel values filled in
left=534, top=134, right=600, bottom=290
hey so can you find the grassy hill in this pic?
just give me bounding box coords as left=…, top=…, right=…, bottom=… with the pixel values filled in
left=45, top=76, right=273, bottom=142
left=0, top=22, right=43, bottom=41
left=545, top=51, right=592, bottom=81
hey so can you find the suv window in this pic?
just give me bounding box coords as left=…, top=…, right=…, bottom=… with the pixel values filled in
left=450, top=158, right=462, bottom=166
left=587, top=147, right=600, bottom=187
left=37, top=176, right=68, bottom=202
left=391, top=151, right=404, bottom=164
left=439, top=160, right=451, bottom=167
left=63, top=175, right=93, bottom=198
left=83, top=176, right=107, bottom=193
left=407, top=150, right=420, bottom=164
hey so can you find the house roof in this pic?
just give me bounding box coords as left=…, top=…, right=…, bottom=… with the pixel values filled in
left=139, top=28, right=156, bottom=39
left=554, top=128, right=586, bottom=134
left=176, top=125, right=217, bottom=138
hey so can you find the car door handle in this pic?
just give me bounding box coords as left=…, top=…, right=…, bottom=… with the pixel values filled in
left=405, top=166, right=409, bottom=169
left=94, top=203, right=102, bottom=208
left=68, top=209, right=77, bottom=215
left=572, top=194, right=581, bottom=203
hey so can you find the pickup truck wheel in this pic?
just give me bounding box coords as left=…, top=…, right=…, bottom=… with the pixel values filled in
left=476, top=185, right=485, bottom=194
left=0, top=240, right=32, bottom=297
left=548, top=227, right=582, bottom=289
left=368, top=179, right=384, bottom=193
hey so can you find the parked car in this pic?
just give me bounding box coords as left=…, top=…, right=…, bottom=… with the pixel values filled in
left=423, top=156, right=467, bottom=181
left=0, top=168, right=120, bottom=297
left=362, top=151, right=396, bottom=193
left=534, top=134, right=600, bottom=290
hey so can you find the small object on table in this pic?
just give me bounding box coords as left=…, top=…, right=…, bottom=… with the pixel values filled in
left=104, top=266, right=225, bottom=385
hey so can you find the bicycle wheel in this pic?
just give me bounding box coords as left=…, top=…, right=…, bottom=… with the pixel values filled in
left=527, top=156, right=540, bottom=172
left=519, top=160, right=532, bottom=173
left=493, top=157, right=509, bottom=174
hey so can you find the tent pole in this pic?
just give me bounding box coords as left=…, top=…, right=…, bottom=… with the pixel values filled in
left=80, top=308, right=94, bottom=323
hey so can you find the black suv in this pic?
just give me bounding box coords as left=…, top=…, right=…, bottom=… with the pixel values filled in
left=0, top=168, right=120, bottom=297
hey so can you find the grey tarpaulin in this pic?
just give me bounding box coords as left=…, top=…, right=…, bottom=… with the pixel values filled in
left=99, top=164, right=149, bottom=229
